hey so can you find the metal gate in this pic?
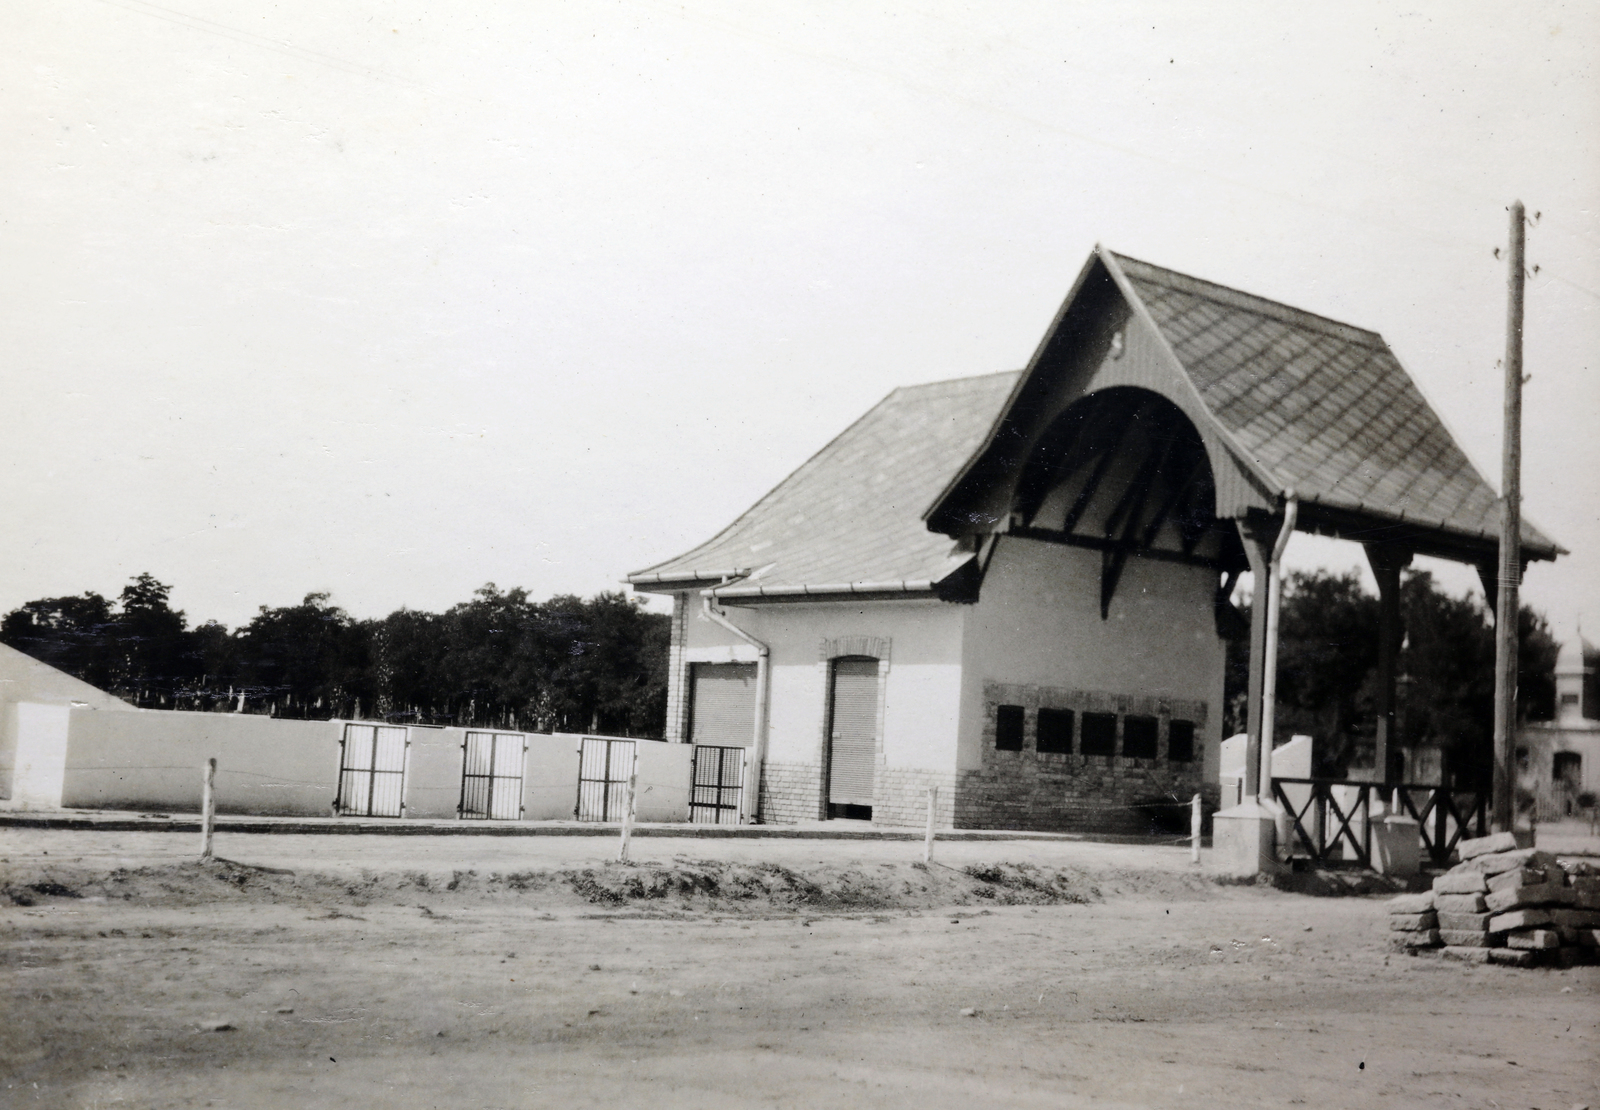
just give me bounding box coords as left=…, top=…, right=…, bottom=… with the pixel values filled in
left=576, top=736, right=637, bottom=822
left=690, top=744, right=746, bottom=825
left=337, top=723, right=408, bottom=817
left=460, top=731, right=525, bottom=820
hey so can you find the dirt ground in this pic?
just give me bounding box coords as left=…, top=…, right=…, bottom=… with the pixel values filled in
left=2, top=831, right=1596, bottom=1109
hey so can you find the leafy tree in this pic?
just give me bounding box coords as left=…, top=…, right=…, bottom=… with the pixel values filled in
left=0, top=591, right=118, bottom=689
left=1223, top=567, right=1561, bottom=785
left=235, top=593, right=371, bottom=718
left=109, top=573, right=197, bottom=705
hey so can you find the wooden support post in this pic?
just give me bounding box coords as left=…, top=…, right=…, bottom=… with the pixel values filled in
left=924, top=786, right=938, bottom=864
left=1234, top=516, right=1282, bottom=800
left=618, top=766, right=637, bottom=863
left=1190, top=793, right=1202, bottom=865
left=200, top=758, right=217, bottom=861
left=1493, top=200, right=1526, bottom=833
left=1365, top=544, right=1413, bottom=789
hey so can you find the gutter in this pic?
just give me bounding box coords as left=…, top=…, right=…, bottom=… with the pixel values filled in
left=708, top=578, right=937, bottom=600
left=701, top=577, right=770, bottom=825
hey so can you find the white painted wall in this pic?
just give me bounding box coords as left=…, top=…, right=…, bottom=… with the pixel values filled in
left=681, top=598, right=966, bottom=771
left=0, top=642, right=134, bottom=800
left=10, top=702, right=71, bottom=809
left=959, top=537, right=1226, bottom=771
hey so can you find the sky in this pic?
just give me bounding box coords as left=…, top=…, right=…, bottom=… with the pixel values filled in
left=4, top=2, right=1597, bottom=643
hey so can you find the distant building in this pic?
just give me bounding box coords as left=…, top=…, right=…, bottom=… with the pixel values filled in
left=1519, top=634, right=1600, bottom=820
left=629, top=247, right=1559, bottom=834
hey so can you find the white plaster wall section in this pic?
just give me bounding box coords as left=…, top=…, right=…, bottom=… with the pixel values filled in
left=11, top=702, right=71, bottom=809
left=966, top=538, right=1225, bottom=750
left=766, top=660, right=826, bottom=765
left=690, top=599, right=965, bottom=768
left=881, top=661, right=964, bottom=771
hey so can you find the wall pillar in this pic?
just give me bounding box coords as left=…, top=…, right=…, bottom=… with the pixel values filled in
left=1365, top=543, right=1412, bottom=790
left=1235, top=515, right=1283, bottom=798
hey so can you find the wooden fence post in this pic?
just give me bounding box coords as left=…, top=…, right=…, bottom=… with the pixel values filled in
left=924, top=786, right=937, bottom=864
left=618, top=766, right=638, bottom=863
left=201, top=758, right=217, bottom=861
left=1190, top=793, right=1202, bottom=865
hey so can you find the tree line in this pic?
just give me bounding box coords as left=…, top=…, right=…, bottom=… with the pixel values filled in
left=0, top=574, right=668, bottom=736
left=1224, top=567, right=1558, bottom=786
left=2, top=568, right=1560, bottom=780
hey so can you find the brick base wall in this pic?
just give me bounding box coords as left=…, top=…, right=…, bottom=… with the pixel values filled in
left=954, top=680, right=1208, bottom=835
left=759, top=760, right=825, bottom=824
left=873, top=767, right=957, bottom=828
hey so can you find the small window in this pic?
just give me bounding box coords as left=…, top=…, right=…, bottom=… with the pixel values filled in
left=1036, top=708, right=1074, bottom=754
left=1561, top=692, right=1580, bottom=707
left=1168, top=719, right=1196, bottom=762
left=1123, top=715, right=1159, bottom=759
left=1080, top=712, right=1117, bottom=756
left=995, top=704, right=1025, bottom=751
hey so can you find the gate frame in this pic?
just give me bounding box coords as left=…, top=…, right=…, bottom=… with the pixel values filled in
left=333, top=722, right=411, bottom=818
left=575, top=736, right=638, bottom=822
left=690, top=744, right=747, bottom=825
left=458, top=730, right=527, bottom=820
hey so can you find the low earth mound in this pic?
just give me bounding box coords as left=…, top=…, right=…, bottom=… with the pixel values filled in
left=1, top=855, right=1223, bottom=914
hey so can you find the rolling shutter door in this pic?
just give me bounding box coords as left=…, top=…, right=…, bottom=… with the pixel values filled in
left=827, top=658, right=879, bottom=807
left=689, top=663, right=758, bottom=746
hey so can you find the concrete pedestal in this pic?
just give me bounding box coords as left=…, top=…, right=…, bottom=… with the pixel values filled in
left=1211, top=801, right=1277, bottom=878
left=1373, top=813, right=1420, bottom=878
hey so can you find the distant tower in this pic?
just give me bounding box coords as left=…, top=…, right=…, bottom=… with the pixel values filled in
left=1554, top=629, right=1594, bottom=724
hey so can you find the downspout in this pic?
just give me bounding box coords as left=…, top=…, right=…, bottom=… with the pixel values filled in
left=703, top=583, right=770, bottom=825
left=1257, top=491, right=1298, bottom=804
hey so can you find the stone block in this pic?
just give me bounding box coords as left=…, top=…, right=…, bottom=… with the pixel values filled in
left=1548, top=909, right=1600, bottom=929
left=1435, top=893, right=1488, bottom=913
left=1389, top=913, right=1438, bottom=931
left=1387, top=892, right=1435, bottom=914
left=1485, top=882, right=1564, bottom=914
left=1433, top=871, right=1488, bottom=895
left=1486, top=947, right=1540, bottom=967
left=1388, top=929, right=1440, bottom=950
left=1441, top=946, right=1492, bottom=963
left=1436, top=911, right=1491, bottom=932
left=1554, top=947, right=1598, bottom=968
left=1457, top=832, right=1519, bottom=859
left=1487, top=867, right=1546, bottom=893
left=1454, top=848, right=1558, bottom=876
left=1505, top=929, right=1560, bottom=950
left=1488, top=908, right=1554, bottom=933
left=1439, top=929, right=1501, bottom=948
left=1570, top=928, right=1600, bottom=948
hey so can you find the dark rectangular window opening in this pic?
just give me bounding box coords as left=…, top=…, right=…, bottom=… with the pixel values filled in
left=1168, top=719, right=1196, bottom=762
left=1123, top=715, right=1159, bottom=759
left=995, top=704, right=1025, bottom=751
left=1080, top=712, right=1117, bottom=756
left=1036, top=707, right=1074, bottom=754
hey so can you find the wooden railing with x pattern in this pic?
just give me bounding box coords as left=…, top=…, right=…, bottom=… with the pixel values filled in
left=1270, top=778, right=1490, bottom=868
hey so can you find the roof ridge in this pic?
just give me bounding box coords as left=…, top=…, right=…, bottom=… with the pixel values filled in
left=891, top=367, right=1022, bottom=393
left=1110, top=251, right=1385, bottom=349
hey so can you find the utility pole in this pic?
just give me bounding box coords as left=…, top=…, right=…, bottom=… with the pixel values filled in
left=1491, top=201, right=1525, bottom=833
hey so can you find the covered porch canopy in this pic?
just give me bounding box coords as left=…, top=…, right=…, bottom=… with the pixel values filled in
left=925, top=247, right=1562, bottom=798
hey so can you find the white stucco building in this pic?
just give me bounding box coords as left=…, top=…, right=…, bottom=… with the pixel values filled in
left=629, top=247, right=1560, bottom=834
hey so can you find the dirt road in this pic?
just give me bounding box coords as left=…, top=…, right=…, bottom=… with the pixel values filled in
left=2, top=834, right=1596, bottom=1109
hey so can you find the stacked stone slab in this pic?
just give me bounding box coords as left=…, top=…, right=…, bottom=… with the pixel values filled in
left=1386, top=890, right=1440, bottom=951
left=1422, top=832, right=1600, bottom=967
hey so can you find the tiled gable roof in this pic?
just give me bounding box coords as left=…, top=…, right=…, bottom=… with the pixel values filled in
left=628, top=372, right=1018, bottom=593
left=632, top=249, right=1559, bottom=597
left=1112, top=253, right=1558, bottom=556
